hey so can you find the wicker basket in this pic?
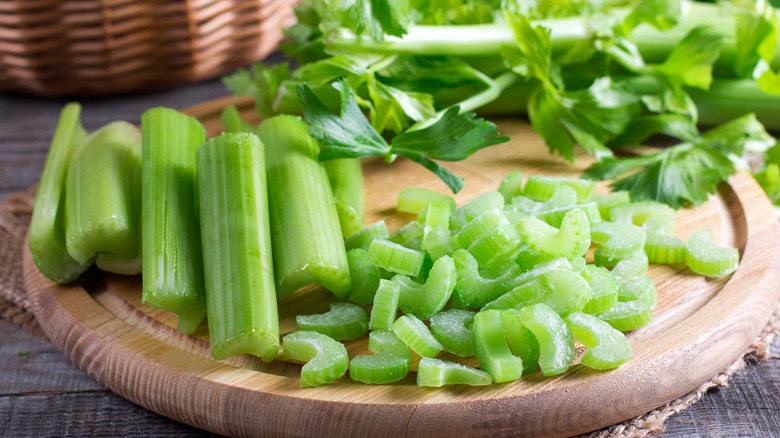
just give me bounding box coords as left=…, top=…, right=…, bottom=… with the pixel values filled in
left=0, top=0, right=296, bottom=96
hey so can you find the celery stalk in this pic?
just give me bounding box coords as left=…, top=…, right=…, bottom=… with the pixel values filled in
left=324, top=158, right=365, bottom=239
left=221, top=105, right=255, bottom=133
left=29, top=103, right=92, bottom=283
left=64, top=122, right=141, bottom=265
left=257, top=115, right=352, bottom=299
left=197, top=132, right=279, bottom=361
left=141, top=107, right=207, bottom=335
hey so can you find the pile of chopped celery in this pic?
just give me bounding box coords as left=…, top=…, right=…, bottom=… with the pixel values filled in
left=283, top=173, right=740, bottom=387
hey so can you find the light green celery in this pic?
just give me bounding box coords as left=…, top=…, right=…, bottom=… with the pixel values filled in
left=429, top=309, right=475, bottom=357
left=417, top=358, right=492, bottom=387
left=617, top=275, right=657, bottom=309
left=498, top=170, right=524, bottom=202
left=518, top=303, right=575, bottom=376
left=685, top=230, right=739, bottom=277
left=296, top=302, right=369, bottom=341
left=349, top=330, right=411, bottom=384
left=450, top=192, right=505, bottom=231
left=221, top=105, right=255, bottom=133
left=509, top=186, right=578, bottom=227
left=611, top=250, right=650, bottom=278
left=388, top=221, right=424, bottom=250
left=500, top=310, right=540, bottom=376
left=423, top=201, right=452, bottom=229
left=590, top=221, right=647, bottom=259
left=369, top=279, right=401, bottom=330
left=197, top=132, right=279, bottom=360
left=609, top=201, right=675, bottom=225
left=515, top=208, right=591, bottom=259
left=594, top=191, right=631, bottom=219
left=258, top=115, right=351, bottom=299
left=515, top=245, right=554, bottom=270
left=394, top=255, right=456, bottom=320
left=96, top=252, right=142, bottom=275
left=64, top=122, right=141, bottom=265
left=569, top=256, right=587, bottom=273
left=346, top=248, right=381, bottom=305
left=522, top=176, right=596, bottom=202
left=482, top=278, right=550, bottom=311
left=422, top=225, right=461, bottom=261
left=542, top=269, right=591, bottom=317
left=580, top=265, right=619, bottom=314
left=456, top=208, right=522, bottom=266
left=141, top=107, right=206, bottom=335
left=452, top=248, right=523, bottom=308
left=345, top=221, right=389, bottom=250
left=324, top=158, right=365, bottom=239
left=283, top=331, right=348, bottom=387
left=397, top=187, right=456, bottom=214
left=29, top=103, right=92, bottom=283
left=565, top=312, right=632, bottom=370
left=597, top=300, right=654, bottom=332
left=368, top=239, right=425, bottom=276
left=472, top=309, right=524, bottom=383
left=391, top=314, right=443, bottom=358
left=643, top=217, right=686, bottom=264
left=575, top=202, right=602, bottom=225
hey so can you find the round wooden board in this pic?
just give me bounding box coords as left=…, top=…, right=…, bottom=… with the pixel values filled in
left=25, top=96, right=780, bottom=438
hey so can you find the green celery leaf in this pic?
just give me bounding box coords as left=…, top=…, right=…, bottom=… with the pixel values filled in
left=700, top=113, right=775, bottom=155
left=394, top=150, right=464, bottom=193
left=279, top=2, right=328, bottom=64
left=295, top=54, right=383, bottom=86
left=754, top=162, right=780, bottom=206
left=298, top=81, right=391, bottom=160
left=757, top=69, right=780, bottom=95
left=352, top=0, right=410, bottom=41
left=390, top=106, right=509, bottom=161
left=502, top=12, right=557, bottom=86
left=610, top=114, right=699, bottom=147
left=223, top=63, right=291, bottom=118
left=734, top=6, right=779, bottom=79
left=366, top=79, right=436, bottom=134
left=222, top=68, right=256, bottom=97
left=378, top=56, right=488, bottom=92
left=654, top=26, right=724, bottom=90
left=621, top=0, right=680, bottom=33
left=412, top=0, right=502, bottom=25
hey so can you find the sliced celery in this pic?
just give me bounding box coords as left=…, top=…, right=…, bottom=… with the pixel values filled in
left=283, top=331, right=348, bottom=387
left=429, top=309, right=476, bottom=357
left=96, top=252, right=142, bottom=276
left=349, top=330, right=411, bottom=384
left=575, top=202, right=602, bottom=224
left=500, top=310, right=540, bottom=375
left=65, top=122, right=141, bottom=265
left=609, top=250, right=649, bottom=278
left=518, top=303, right=574, bottom=376
left=395, top=255, right=456, bottom=319
left=368, top=239, right=425, bottom=276
left=597, top=300, right=654, bottom=332
left=498, top=170, right=524, bottom=202
left=388, top=221, right=424, bottom=250
left=369, top=279, right=401, bottom=330
left=522, top=175, right=596, bottom=202
left=472, top=310, right=524, bottom=383
left=456, top=208, right=522, bottom=266
left=565, top=312, right=632, bottom=370
left=422, top=225, right=461, bottom=261
left=296, top=302, right=369, bottom=341
left=580, top=265, right=619, bottom=314
left=449, top=192, right=505, bottom=231
left=590, top=221, right=647, bottom=260
left=452, top=248, right=523, bottom=308
left=594, top=191, right=631, bottom=219
left=417, top=358, right=492, bottom=387
left=29, top=103, right=92, bottom=283
left=346, top=249, right=381, bottom=306
left=685, top=230, right=740, bottom=277
left=345, top=221, right=389, bottom=251
left=482, top=278, right=551, bottom=311
left=643, top=216, right=686, bottom=264
left=609, top=201, right=675, bottom=226
left=423, top=201, right=452, bottom=229
left=515, top=244, right=555, bottom=271
left=197, top=132, right=279, bottom=360
left=391, top=314, right=443, bottom=358
left=542, top=268, right=591, bottom=317
left=258, top=115, right=351, bottom=300
left=617, top=275, right=657, bottom=309
left=397, top=187, right=456, bottom=214
left=515, top=208, right=591, bottom=259
left=324, top=158, right=365, bottom=239
left=510, top=186, right=577, bottom=227
left=141, top=107, right=206, bottom=335
left=570, top=256, right=587, bottom=273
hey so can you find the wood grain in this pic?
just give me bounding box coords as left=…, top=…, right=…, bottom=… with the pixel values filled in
left=20, top=96, right=780, bottom=437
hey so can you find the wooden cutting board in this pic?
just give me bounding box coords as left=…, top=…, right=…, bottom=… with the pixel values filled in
left=24, top=96, right=780, bottom=438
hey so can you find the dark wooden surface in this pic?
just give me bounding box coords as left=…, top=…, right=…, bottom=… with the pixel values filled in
left=1, top=71, right=779, bottom=438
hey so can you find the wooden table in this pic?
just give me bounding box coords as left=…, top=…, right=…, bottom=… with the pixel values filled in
left=1, top=69, right=779, bottom=437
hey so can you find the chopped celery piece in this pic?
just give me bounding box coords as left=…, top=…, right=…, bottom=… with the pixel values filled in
left=500, top=310, right=540, bottom=375
left=472, top=310, right=524, bottom=383
left=456, top=208, right=522, bottom=266
left=522, top=176, right=596, bottom=202
left=447, top=292, right=476, bottom=311
left=498, top=170, right=524, bottom=202
left=580, top=265, right=619, bottom=314
left=324, top=158, right=365, bottom=239
left=220, top=105, right=254, bottom=133
left=452, top=248, right=522, bottom=308
left=423, top=201, right=452, bottom=229
left=417, top=358, right=492, bottom=387
left=368, top=239, right=425, bottom=276
left=597, top=300, right=654, bottom=332
left=570, top=256, right=587, bottom=273
left=64, top=121, right=141, bottom=265
left=449, top=192, right=505, bottom=231
left=346, top=249, right=381, bottom=306
left=515, top=244, right=555, bottom=271
left=642, top=216, right=676, bottom=235
left=429, top=309, right=476, bottom=357
left=422, top=225, right=461, bottom=261
left=345, top=221, right=389, bottom=251
left=349, top=330, right=410, bottom=384
left=258, top=115, right=351, bottom=300
left=296, top=302, right=369, bottom=341
left=518, top=303, right=574, bottom=376
left=141, top=107, right=206, bottom=335
left=594, top=191, right=631, bottom=219
left=369, top=279, right=401, bottom=330
left=575, top=202, right=602, bottom=224
left=391, top=314, right=443, bottom=358
left=482, top=278, right=550, bottom=311
left=96, top=252, right=142, bottom=276
left=685, top=230, right=740, bottom=277
left=590, top=221, right=646, bottom=259
left=605, top=250, right=650, bottom=278
left=617, top=275, right=657, bottom=309
left=565, top=312, right=632, bottom=370
left=198, top=133, right=280, bottom=361
left=394, top=255, right=456, bottom=319
left=609, top=201, right=675, bottom=226
left=388, top=221, right=424, bottom=250
left=515, top=208, right=590, bottom=259
left=510, top=186, right=577, bottom=227
left=29, top=103, right=92, bottom=283
left=283, top=331, right=348, bottom=387
left=397, top=187, right=456, bottom=214
left=542, top=269, right=591, bottom=317
left=643, top=217, right=686, bottom=264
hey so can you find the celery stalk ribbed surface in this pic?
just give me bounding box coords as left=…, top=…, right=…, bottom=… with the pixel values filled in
left=324, top=158, right=365, bottom=239
left=197, top=133, right=279, bottom=361
left=257, top=115, right=351, bottom=300
left=141, top=107, right=206, bottom=335
left=29, top=103, right=92, bottom=283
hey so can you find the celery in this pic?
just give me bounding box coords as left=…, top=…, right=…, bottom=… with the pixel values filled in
left=500, top=310, right=540, bottom=375
left=64, top=122, right=141, bottom=265
left=482, top=278, right=550, bottom=311
left=197, top=132, right=279, bottom=360
left=429, top=309, right=476, bottom=357
left=346, top=249, right=381, bottom=305
left=515, top=245, right=555, bottom=270
left=297, top=302, right=368, bottom=341
left=685, top=230, right=740, bottom=277
left=510, top=186, right=578, bottom=227
left=345, top=221, right=389, bottom=251
left=522, top=176, right=596, bottom=202
left=472, top=309, right=524, bottom=383
left=450, top=192, right=505, bottom=231
left=258, top=115, right=351, bottom=299
left=590, top=221, right=647, bottom=260
left=29, top=103, right=92, bottom=283
left=456, top=208, right=522, bottom=266
left=542, top=269, right=591, bottom=317
left=498, top=170, right=524, bottom=202
left=388, top=221, right=424, bottom=250
left=643, top=217, right=686, bottom=264
left=594, top=191, right=631, bottom=219
left=617, top=275, right=657, bottom=309
left=324, top=158, right=365, bottom=239
left=394, top=255, right=456, bottom=319
left=369, top=279, right=401, bottom=330
left=580, top=265, right=619, bottom=314
left=95, top=253, right=142, bottom=276
left=368, top=239, right=425, bottom=276
left=422, top=225, right=461, bottom=261
left=283, top=331, right=348, bottom=387
left=609, top=201, right=675, bottom=225
left=397, top=187, right=456, bottom=214
left=423, top=201, right=451, bottom=229
left=141, top=107, right=206, bottom=335
left=596, top=249, right=649, bottom=278
left=349, top=329, right=411, bottom=384
left=221, top=105, right=255, bottom=133
left=417, top=358, right=492, bottom=387
left=391, top=314, right=443, bottom=358
left=452, top=248, right=523, bottom=308
left=565, top=312, right=632, bottom=370
left=515, top=208, right=591, bottom=259
left=518, top=303, right=574, bottom=376
left=597, top=300, right=654, bottom=332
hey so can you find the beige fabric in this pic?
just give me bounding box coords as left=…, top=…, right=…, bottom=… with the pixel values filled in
left=1, top=188, right=777, bottom=437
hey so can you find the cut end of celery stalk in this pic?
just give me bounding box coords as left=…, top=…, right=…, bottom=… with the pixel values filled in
left=212, top=329, right=280, bottom=362
left=277, top=264, right=353, bottom=301
left=143, top=291, right=206, bottom=335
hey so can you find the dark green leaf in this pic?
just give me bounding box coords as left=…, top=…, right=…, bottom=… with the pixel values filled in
left=351, top=0, right=410, bottom=40
left=378, top=56, right=488, bottom=92
left=610, top=114, right=699, bottom=147
left=394, top=150, right=465, bottom=193
left=366, top=79, right=436, bottom=134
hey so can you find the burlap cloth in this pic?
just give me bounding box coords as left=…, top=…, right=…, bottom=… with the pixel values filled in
left=2, top=188, right=778, bottom=438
